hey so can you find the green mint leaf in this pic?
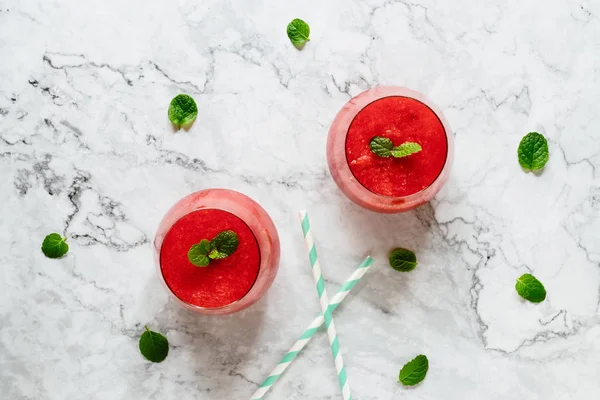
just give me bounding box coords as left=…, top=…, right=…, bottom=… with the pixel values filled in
left=370, top=138, right=422, bottom=159
left=139, top=326, right=169, bottom=363
left=370, top=136, right=394, bottom=157
left=389, top=248, right=418, bottom=272
left=188, top=239, right=212, bottom=267
left=515, top=273, right=547, bottom=303
left=168, top=94, right=198, bottom=126
left=518, top=132, right=549, bottom=171
left=197, top=239, right=212, bottom=255
left=188, top=248, right=210, bottom=267
left=391, top=142, right=422, bottom=158
left=208, top=249, right=226, bottom=259
left=287, top=18, right=310, bottom=49
left=208, top=230, right=239, bottom=260
left=41, top=233, right=69, bottom=258
left=399, top=354, right=428, bottom=386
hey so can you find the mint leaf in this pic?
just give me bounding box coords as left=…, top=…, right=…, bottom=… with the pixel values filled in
left=197, top=239, right=212, bottom=255
left=208, top=230, right=239, bottom=260
left=518, top=132, right=549, bottom=171
left=168, top=94, right=198, bottom=126
left=187, top=232, right=239, bottom=266
left=188, top=239, right=212, bottom=267
left=370, top=137, right=394, bottom=157
left=41, top=233, right=69, bottom=258
left=515, top=273, right=546, bottom=303
left=390, top=142, right=422, bottom=158
left=287, top=18, right=310, bottom=49
left=389, top=248, right=418, bottom=272
left=139, top=326, right=169, bottom=363
left=371, top=137, right=422, bottom=159
left=399, top=354, right=428, bottom=386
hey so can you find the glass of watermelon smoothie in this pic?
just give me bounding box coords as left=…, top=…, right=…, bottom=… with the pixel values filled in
left=154, top=189, right=280, bottom=315
left=327, top=86, right=453, bottom=213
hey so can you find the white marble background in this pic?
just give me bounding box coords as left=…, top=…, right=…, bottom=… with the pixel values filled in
left=1, top=0, right=600, bottom=398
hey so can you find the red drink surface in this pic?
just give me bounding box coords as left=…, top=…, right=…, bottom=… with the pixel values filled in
left=160, top=209, right=260, bottom=308
left=345, top=96, right=448, bottom=197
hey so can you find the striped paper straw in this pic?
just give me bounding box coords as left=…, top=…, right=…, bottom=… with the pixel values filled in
left=249, top=256, right=373, bottom=400
left=299, top=211, right=352, bottom=400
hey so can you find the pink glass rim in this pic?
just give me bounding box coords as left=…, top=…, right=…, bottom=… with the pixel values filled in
left=326, top=86, right=454, bottom=213
left=153, top=188, right=281, bottom=315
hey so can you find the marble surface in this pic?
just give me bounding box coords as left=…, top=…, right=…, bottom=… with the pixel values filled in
left=1, top=0, right=600, bottom=398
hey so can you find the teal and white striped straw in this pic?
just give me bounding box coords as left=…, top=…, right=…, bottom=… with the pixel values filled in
left=299, top=211, right=352, bottom=400
left=249, top=256, right=373, bottom=400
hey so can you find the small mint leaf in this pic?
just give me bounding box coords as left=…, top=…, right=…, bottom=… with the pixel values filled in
left=287, top=18, right=310, bottom=49
left=197, top=239, right=211, bottom=255
left=192, top=253, right=210, bottom=267
left=41, top=233, right=69, bottom=258
left=208, top=248, right=227, bottom=260
left=168, top=94, right=198, bottom=127
left=389, top=248, right=418, bottom=272
left=370, top=136, right=394, bottom=157
left=399, top=354, right=428, bottom=386
left=139, top=326, right=169, bottom=363
left=208, top=230, right=239, bottom=260
left=391, top=142, right=422, bottom=158
left=188, top=240, right=212, bottom=267
left=515, top=273, right=546, bottom=303
left=518, top=132, right=549, bottom=171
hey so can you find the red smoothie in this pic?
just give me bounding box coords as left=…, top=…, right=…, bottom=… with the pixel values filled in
left=345, top=96, right=448, bottom=197
left=160, top=209, right=260, bottom=308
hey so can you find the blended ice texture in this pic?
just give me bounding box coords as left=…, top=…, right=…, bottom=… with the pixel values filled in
left=160, top=209, right=261, bottom=308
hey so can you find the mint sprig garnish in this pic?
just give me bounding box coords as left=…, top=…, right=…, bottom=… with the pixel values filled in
left=139, top=326, right=169, bottom=363
left=187, top=230, right=239, bottom=267
left=41, top=233, right=69, bottom=258
left=399, top=354, right=428, bottom=386
left=515, top=273, right=546, bottom=303
left=370, top=137, right=421, bottom=159
left=518, top=132, right=548, bottom=171
left=168, top=94, right=198, bottom=127
left=389, top=248, right=418, bottom=272
left=287, top=18, right=310, bottom=49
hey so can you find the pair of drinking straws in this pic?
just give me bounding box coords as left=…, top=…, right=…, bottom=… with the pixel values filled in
left=250, top=211, right=374, bottom=400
